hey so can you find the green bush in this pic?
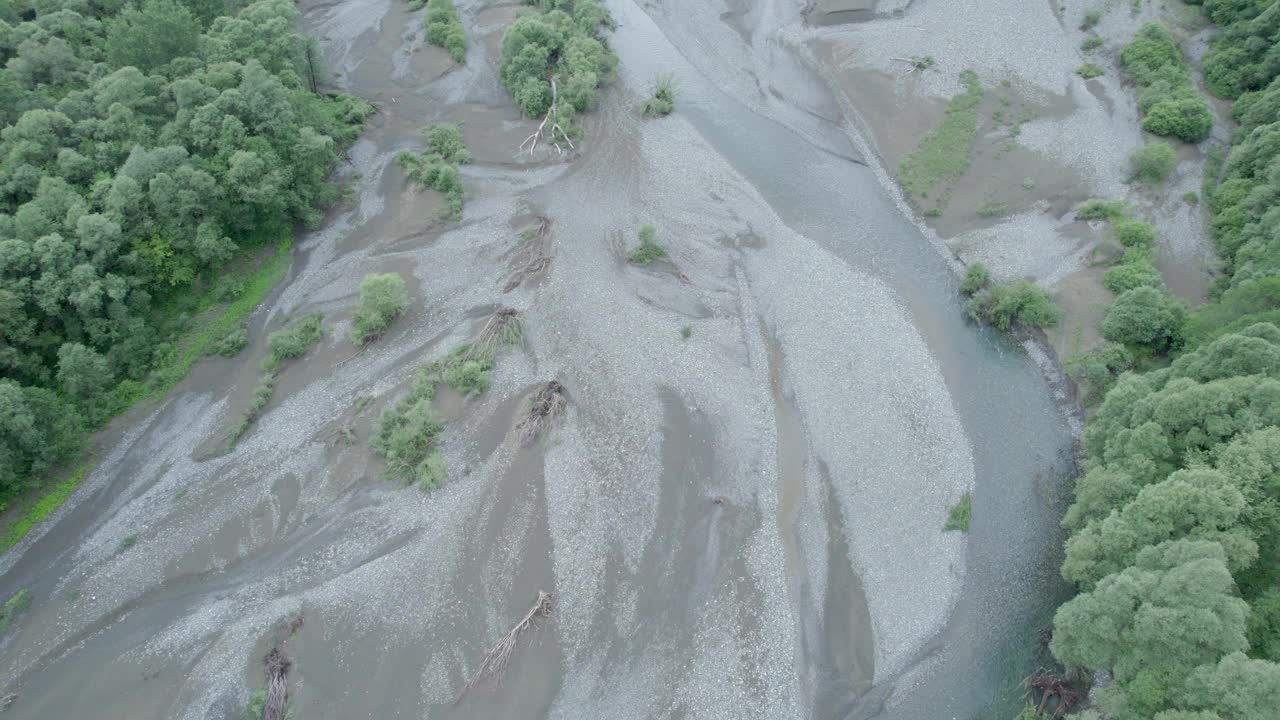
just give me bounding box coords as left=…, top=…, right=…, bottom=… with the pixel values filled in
left=1081, top=7, right=1104, bottom=30
left=629, top=224, right=666, bottom=265
left=1071, top=343, right=1134, bottom=402
left=1076, top=63, right=1105, bottom=79
left=1120, top=23, right=1214, bottom=143
left=1102, top=286, right=1187, bottom=349
left=373, top=365, right=448, bottom=488
left=966, top=280, right=1060, bottom=331
left=1103, top=258, right=1165, bottom=293
left=264, top=314, right=325, bottom=373
left=424, top=0, right=466, bottom=64
left=944, top=492, right=971, bottom=531
left=642, top=74, right=676, bottom=117
left=397, top=123, right=470, bottom=216
left=1114, top=219, right=1156, bottom=248
left=0, top=589, right=32, bottom=635
left=960, top=262, right=989, bottom=295
left=208, top=324, right=249, bottom=357
left=1129, top=142, right=1177, bottom=183
left=350, top=273, right=408, bottom=346
left=1078, top=198, right=1127, bottom=221
left=1082, top=36, right=1105, bottom=51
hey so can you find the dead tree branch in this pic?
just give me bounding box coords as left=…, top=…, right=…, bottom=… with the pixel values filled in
left=455, top=591, right=554, bottom=704
left=520, top=78, right=574, bottom=155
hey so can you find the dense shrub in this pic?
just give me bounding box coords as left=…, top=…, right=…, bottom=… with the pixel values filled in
left=1120, top=23, right=1214, bottom=142
left=1076, top=63, right=1105, bottom=79
left=497, top=0, right=616, bottom=126
left=1129, top=142, right=1177, bottom=183
left=1114, top=219, right=1156, bottom=248
left=350, top=273, right=408, bottom=346
left=1103, top=253, right=1165, bottom=293
left=424, top=0, right=466, bottom=64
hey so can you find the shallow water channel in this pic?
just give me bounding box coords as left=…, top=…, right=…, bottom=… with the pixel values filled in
left=0, top=1, right=1075, bottom=718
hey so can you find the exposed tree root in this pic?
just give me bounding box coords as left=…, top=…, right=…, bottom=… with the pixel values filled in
left=455, top=591, right=554, bottom=704
left=464, top=307, right=523, bottom=361
left=515, top=381, right=567, bottom=447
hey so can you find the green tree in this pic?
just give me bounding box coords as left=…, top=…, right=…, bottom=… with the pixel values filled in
left=56, top=342, right=112, bottom=404
left=1103, top=286, right=1188, bottom=350
left=1051, top=540, right=1249, bottom=719
left=1179, top=652, right=1280, bottom=719
left=1062, top=468, right=1256, bottom=588
left=104, top=0, right=199, bottom=71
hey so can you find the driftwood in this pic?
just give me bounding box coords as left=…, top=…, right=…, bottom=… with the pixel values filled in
left=515, top=381, right=567, bottom=447
left=504, top=216, right=554, bottom=292
left=520, top=78, right=574, bottom=155
left=262, top=647, right=291, bottom=720
left=462, top=307, right=523, bottom=361
left=455, top=591, right=554, bottom=704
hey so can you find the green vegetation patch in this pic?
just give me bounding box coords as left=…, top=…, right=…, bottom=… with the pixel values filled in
left=1121, top=23, right=1213, bottom=142
left=1076, top=63, right=1105, bottom=79
left=643, top=74, right=676, bottom=117
left=351, top=273, right=409, bottom=346
left=398, top=123, right=471, bottom=217
left=1128, top=141, right=1177, bottom=184
left=424, top=0, right=467, bottom=64
left=960, top=265, right=1060, bottom=332
left=498, top=0, right=617, bottom=137
left=227, top=314, right=326, bottom=449
left=898, top=70, right=983, bottom=204
left=943, top=492, right=971, bottom=532
left=629, top=224, right=667, bottom=265
left=0, top=589, right=32, bottom=636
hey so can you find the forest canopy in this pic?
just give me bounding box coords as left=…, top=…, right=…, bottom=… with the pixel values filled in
left=0, top=0, right=368, bottom=498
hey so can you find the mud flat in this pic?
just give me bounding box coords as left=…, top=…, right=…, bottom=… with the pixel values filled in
left=0, top=1, right=1073, bottom=719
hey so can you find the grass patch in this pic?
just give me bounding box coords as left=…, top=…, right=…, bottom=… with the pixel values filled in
left=207, top=323, right=249, bottom=358
left=423, top=0, right=466, bottom=64
left=898, top=69, right=983, bottom=204
left=642, top=73, right=676, bottom=117
left=944, top=492, right=972, bottom=532
left=1183, top=190, right=1199, bottom=205
left=0, top=588, right=32, bottom=636
left=1081, top=35, right=1104, bottom=51
left=1080, top=7, right=1103, bottom=30
left=680, top=324, right=692, bottom=339
left=629, top=224, right=667, bottom=265
left=0, top=462, right=91, bottom=553
left=118, top=534, right=137, bottom=552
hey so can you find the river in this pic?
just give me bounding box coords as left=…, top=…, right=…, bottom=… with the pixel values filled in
left=0, top=1, right=1075, bottom=718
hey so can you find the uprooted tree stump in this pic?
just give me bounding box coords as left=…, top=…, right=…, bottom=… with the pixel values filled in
left=455, top=591, right=554, bottom=704
left=1026, top=670, right=1078, bottom=719
left=515, top=381, right=567, bottom=447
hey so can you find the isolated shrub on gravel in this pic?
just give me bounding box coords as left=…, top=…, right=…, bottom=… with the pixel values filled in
left=960, top=262, right=989, bottom=295
left=351, top=273, right=409, bottom=346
